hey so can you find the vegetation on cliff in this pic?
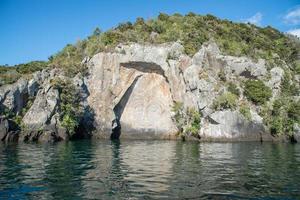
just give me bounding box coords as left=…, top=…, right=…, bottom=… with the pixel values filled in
left=2, top=12, right=299, bottom=83
left=243, top=80, right=272, bottom=105
left=172, top=102, right=202, bottom=139
left=51, top=78, right=84, bottom=135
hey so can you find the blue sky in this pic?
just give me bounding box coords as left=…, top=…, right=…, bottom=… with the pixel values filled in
left=0, top=0, right=299, bottom=65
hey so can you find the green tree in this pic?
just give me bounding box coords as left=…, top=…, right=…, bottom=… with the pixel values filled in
left=93, top=27, right=101, bottom=36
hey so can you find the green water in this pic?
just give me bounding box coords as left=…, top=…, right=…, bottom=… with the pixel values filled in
left=0, top=140, right=300, bottom=199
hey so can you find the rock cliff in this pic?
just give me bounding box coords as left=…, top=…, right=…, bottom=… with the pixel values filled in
left=0, top=42, right=299, bottom=142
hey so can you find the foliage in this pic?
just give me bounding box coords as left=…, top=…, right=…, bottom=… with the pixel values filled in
left=47, top=13, right=299, bottom=78
left=2, top=13, right=298, bottom=84
left=227, top=82, right=240, bottom=96
left=185, top=108, right=202, bottom=137
left=172, top=101, right=185, bottom=131
left=280, top=73, right=299, bottom=96
left=172, top=102, right=202, bottom=139
left=243, top=80, right=272, bottom=105
left=0, top=67, right=20, bottom=86
left=49, top=43, right=88, bottom=77
left=61, top=115, right=78, bottom=134
left=0, top=61, right=47, bottom=86
left=239, top=104, right=251, bottom=120
left=261, top=97, right=300, bottom=136
left=213, top=92, right=238, bottom=110
left=15, top=61, right=48, bottom=74
left=52, top=78, right=84, bottom=135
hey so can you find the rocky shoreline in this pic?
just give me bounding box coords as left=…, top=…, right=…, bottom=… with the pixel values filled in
left=1, top=42, right=299, bottom=143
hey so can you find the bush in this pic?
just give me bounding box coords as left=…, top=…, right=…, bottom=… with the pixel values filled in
left=262, top=97, right=299, bottom=136
left=61, top=114, right=79, bottom=134
left=270, top=116, right=284, bottom=135
left=280, top=73, right=299, bottom=96
left=172, top=102, right=202, bottom=139
left=227, top=82, right=240, bottom=96
left=287, top=100, right=300, bottom=121
left=213, top=92, right=238, bottom=110
left=0, top=69, right=20, bottom=86
left=185, top=108, right=201, bottom=137
left=52, top=78, right=84, bottom=135
left=243, top=80, right=272, bottom=105
left=239, top=104, right=251, bottom=120
left=16, top=61, right=48, bottom=74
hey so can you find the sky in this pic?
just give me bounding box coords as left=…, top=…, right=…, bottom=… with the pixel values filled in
left=0, top=0, right=299, bottom=66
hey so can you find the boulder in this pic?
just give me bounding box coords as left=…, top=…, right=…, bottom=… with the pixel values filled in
left=294, top=124, right=300, bottom=143
left=23, top=85, right=59, bottom=130
left=39, top=129, right=60, bottom=143
left=0, top=117, right=9, bottom=141
left=200, top=110, right=269, bottom=141
left=57, top=127, right=69, bottom=140
left=0, top=78, right=28, bottom=114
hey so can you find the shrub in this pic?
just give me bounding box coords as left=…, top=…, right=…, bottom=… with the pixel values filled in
left=270, top=116, right=284, bottom=135
left=243, top=80, right=272, bottom=105
left=61, top=114, right=79, bottom=134
left=172, top=102, right=202, bottom=139
left=16, top=61, right=47, bottom=74
left=262, top=97, right=299, bottom=136
left=52, top=78, right=84, bottom=135
left=227, top=82, right=240, bottom=96
left=292, top=61, right=300, bottom=74
left=0, top=61, right=47, bottom=86
left=185, top=108, right=201, bottom=137
left=239, top=104, right=251, bottom=120
left=213, top=92, right=238, bottom=110
left=280, top=73, right=299, bottom=96
left=0, top=70, right=20, bottom=86
left=287, top=100, right=300, bottom=121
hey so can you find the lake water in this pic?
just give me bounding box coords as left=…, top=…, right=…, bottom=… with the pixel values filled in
left=0, top=140, right=300, bottom=199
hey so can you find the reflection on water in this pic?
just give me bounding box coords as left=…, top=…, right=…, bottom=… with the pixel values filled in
left=0, top=140, right=300, bottom=199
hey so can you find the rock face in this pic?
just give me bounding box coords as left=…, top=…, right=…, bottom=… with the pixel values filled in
left=115, top=73, right=175, bottom=139
left=0, top=117, right=9, bottom=141
left=267, top=67, right=284, bottom=98
left=1, top=41, right=295, bottom=142
left=0, top=79, right=29, bottom=114
left=200, top=110, right=268, bottom=141
left=85, top=41, right=274, bottom=140
left=294, top=124, right=300, bottom=143
left=86, top=45, right=180, bottom=139
left=23, top=86, right=59, bottom=129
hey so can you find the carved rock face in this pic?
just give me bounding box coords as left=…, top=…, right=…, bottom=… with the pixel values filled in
left=117, top=73, right=176, bottom=138
left=86, top=42, right=274, bottom=140
left=86, top=51, right=179, bottom=139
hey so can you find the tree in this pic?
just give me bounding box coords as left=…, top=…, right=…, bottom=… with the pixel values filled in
left=93, top=27, right=101, bottom=36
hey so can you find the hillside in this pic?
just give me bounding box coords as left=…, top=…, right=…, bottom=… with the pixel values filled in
left=2, top=13, right=300, bottom=84
left=0, top=13, right=299, bottom=143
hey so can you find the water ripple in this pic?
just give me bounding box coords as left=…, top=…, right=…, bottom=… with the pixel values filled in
left=0, top=141, right=300, bottom=199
